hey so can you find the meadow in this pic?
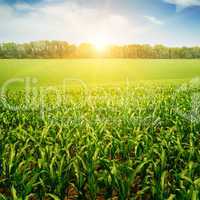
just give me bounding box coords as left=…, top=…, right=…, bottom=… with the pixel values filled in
left=0, top=59, right=200, bottom=87
left=0, top=59, right=200, bottom=200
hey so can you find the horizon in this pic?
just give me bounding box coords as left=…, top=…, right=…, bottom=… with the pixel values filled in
left=0, top=40, right=200, bottom=48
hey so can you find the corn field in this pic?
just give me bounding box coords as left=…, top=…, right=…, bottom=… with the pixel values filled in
left=0, top=81, right=200, bottom=200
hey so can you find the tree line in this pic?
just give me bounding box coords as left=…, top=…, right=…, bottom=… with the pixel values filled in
left=0, top=41, right=200, bottom=59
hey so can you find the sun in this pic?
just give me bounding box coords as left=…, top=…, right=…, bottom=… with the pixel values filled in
left=94, top=41, right=106, bottom=52
left=90, top=35, right=109, bottom=52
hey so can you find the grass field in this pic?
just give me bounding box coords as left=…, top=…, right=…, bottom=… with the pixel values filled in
left=0, top=59, right=200, bottom=199
left=1, top=59, right=200, bottom=87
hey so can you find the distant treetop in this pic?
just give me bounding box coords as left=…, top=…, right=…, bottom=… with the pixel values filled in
left=0, top=41, right=200, bottom=59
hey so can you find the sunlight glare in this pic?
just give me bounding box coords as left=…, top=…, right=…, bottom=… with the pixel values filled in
left=91, top=35, right=109, bottom=52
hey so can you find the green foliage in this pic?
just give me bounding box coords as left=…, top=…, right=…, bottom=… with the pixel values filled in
left=1, top=41, right=200, bottom=58
left=0, top=81, right=200, bottom=199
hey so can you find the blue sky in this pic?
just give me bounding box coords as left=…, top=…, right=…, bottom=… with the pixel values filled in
left=0, top=0, right=200, bottom=46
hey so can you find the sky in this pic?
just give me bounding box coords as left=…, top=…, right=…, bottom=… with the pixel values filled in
left=0, top=0, right=200, bottom=46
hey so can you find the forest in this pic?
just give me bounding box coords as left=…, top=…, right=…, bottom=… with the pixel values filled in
left=1, top=41, right=200, bottom=59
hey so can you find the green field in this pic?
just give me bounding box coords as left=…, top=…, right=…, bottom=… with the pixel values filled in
left=1, top=59, right=200, bottom=87
left=0, top=59, right=200, bottom=199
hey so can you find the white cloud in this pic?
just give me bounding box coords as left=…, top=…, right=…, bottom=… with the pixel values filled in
left=14, top=3, right=35, bottom=11
left=0, top=1, right=139, bottom=44
left=144, top=16, right=164, bottom=25
left=164, top=0, right=200, bottom=9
